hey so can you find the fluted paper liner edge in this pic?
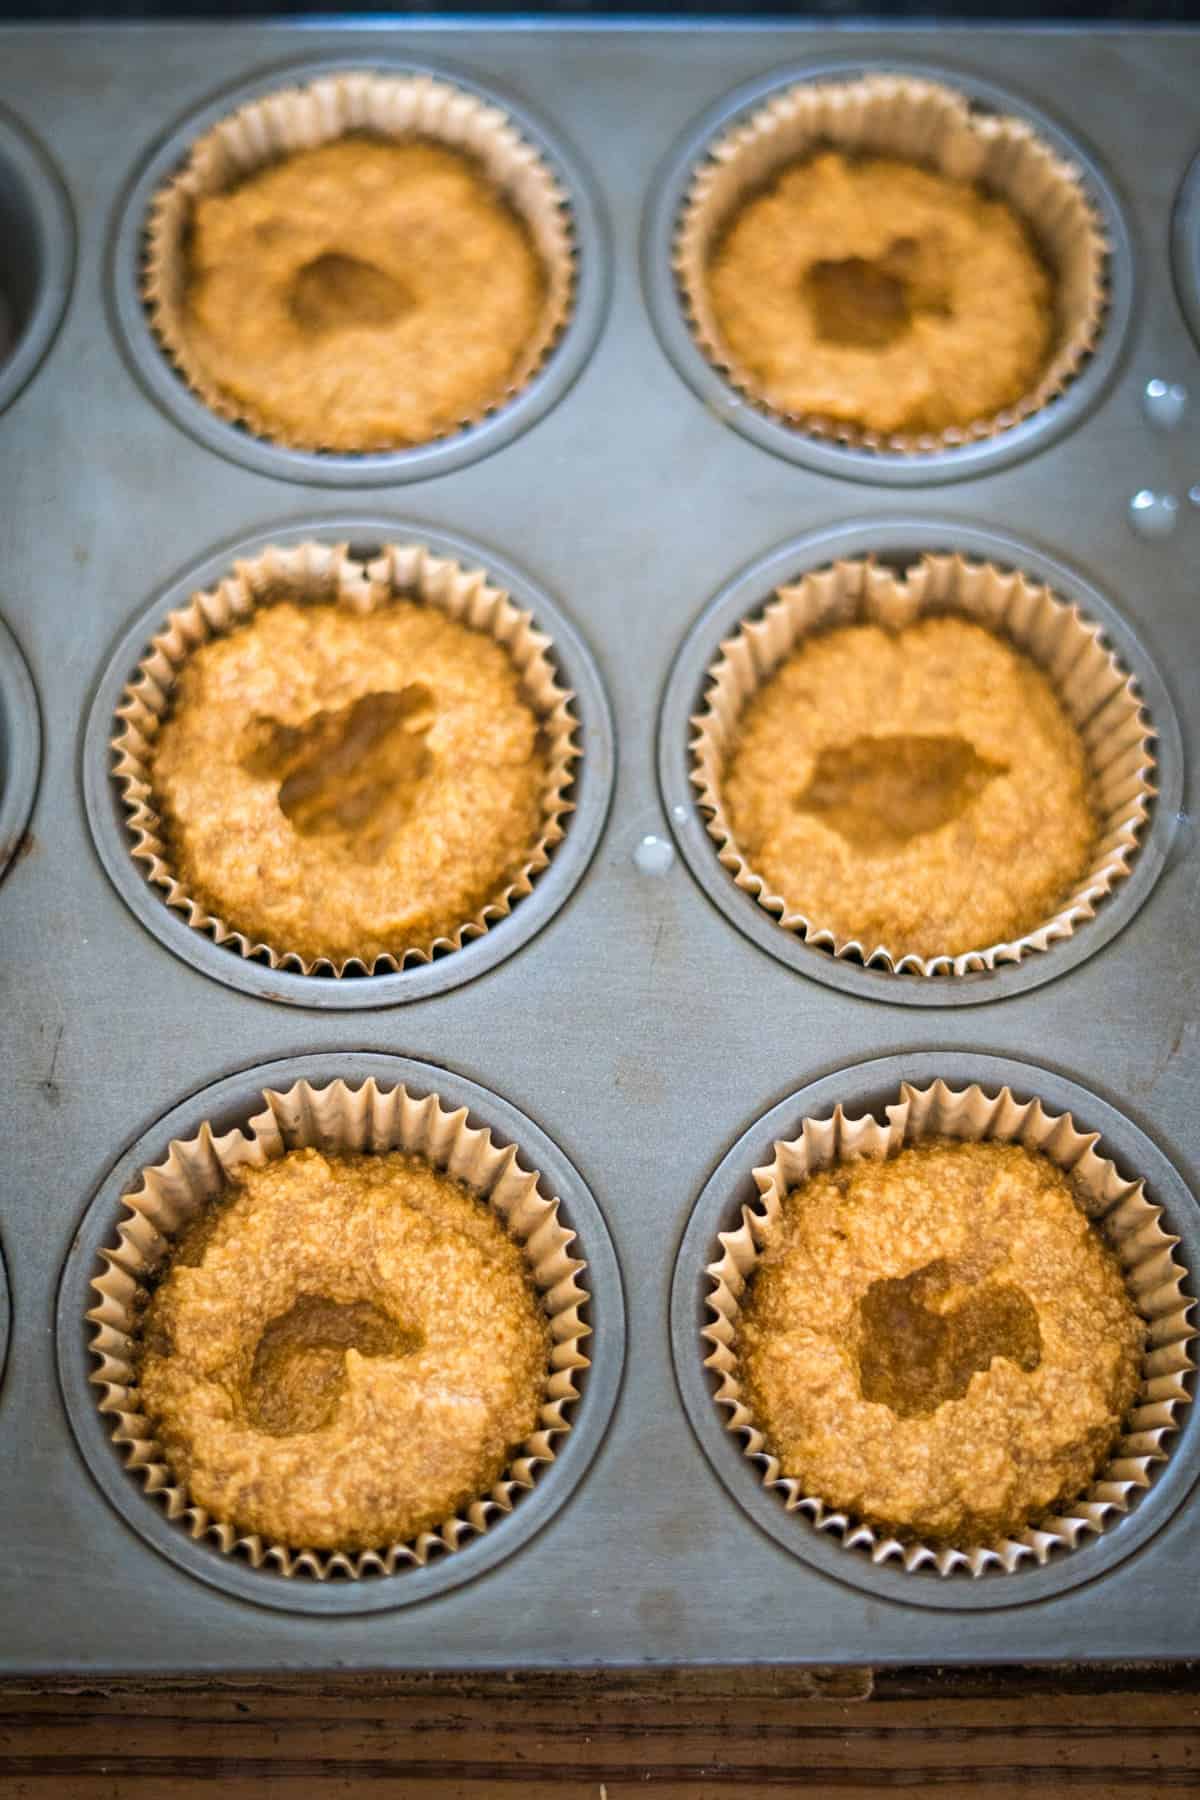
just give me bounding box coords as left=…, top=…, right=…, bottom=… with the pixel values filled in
left=144, top=70, right=575, bottom=452
left=112, top=538, right=579, bottom=977
left=704, top=1078, right=1196, bottom=1578
left=87, top=1076, right=591, bottom=1580
left=675, top=74, right=1107, bottom=454
left=691, top=552, right=1156, bottom=976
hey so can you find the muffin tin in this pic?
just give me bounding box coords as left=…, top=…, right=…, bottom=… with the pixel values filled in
left=1, top=20, right=1198, bottom=1673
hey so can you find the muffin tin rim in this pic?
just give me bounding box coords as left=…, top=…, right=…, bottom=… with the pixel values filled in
left=56, top=1049, right=627, bottom=1617
left=109, top=51, right=612, bottom=489
left=657, top=516, right=1185, bottom=1008
left=640, top=54, right=1134, bottom=488
left=670, top=1049, right=1200, bottom=1613
left=1170, top=146, right=1200, bottom=351
left=0, top=100, right=74, bottom=419
left=82, top=516, right=616, bottom=1009
left=0, top=611, right=42, bottom=888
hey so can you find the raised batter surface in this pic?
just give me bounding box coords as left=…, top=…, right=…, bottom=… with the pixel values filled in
left=139, top=1149, right=551, bottom=1551
left=706, top=151, right=1054, bottom=436
left=181, top=139, right=546, bottom=450
left=720, top=616, right=1096, bottom=960
left=149, top=596, right=550, bottom=965
left=739, top=1140, right=1143, bottom=1544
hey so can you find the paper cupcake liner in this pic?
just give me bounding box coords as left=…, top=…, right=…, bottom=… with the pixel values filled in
left=691, top=552, right=1155, bottom=977
left=87, top=1075, right=591, bottom=1580
left=144, top=70, right=576, bottom=452
left=704, top=1077, right=1196, bottom=1578
left=675, top=74, right=1108, bottom=454
left=111, top=538, right=579, bottom=977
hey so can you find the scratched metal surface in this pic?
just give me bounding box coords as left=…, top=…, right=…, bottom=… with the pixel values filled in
left=0, top=20, right=1198, bottom=1674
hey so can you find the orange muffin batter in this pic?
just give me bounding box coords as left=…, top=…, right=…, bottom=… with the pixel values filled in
left=139, top=1148, right=551, bottom=1551
left=739, top=1140, right=1143, bottom=1544
left=180, top=138, right=547, bottom=449
left=706, top=151, right=1054, bottom=436
left=149, top=596, right=550, bottom=965
left=720, top=616, right=1097, bottom=960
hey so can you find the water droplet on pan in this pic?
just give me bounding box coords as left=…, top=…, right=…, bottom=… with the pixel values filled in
left=633, top=833, right=675, bottom=876
left=1143, top=377, right=1188, bottom=430
left=1129, top=489, right=1179, bottom=539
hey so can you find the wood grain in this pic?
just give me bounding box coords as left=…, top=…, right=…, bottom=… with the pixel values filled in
left=0, top=1666, right=1196, bottom=1798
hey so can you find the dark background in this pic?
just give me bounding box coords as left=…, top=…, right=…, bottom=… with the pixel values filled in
left=5, top=0, right=1200, bottom=24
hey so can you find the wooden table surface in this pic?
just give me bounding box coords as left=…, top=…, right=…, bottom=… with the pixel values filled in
left=1, top=1665, right=1197, bottom=1797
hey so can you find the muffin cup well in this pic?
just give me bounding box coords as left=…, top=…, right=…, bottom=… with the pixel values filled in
left=143, top=69, right=575, bottom=452
left=674, top=73, right=1107, bottom=455
left=86, top=1074, right=591, bottom=1580
left=0, top=107, right=74, bottom=418
left=0, top=611, right=41, bottom=886
left=704, top=1077, right=1196, bottom=1579
left=691, top=552, right=1155, bottom=977
left=111, top=537, right=579, bottom=977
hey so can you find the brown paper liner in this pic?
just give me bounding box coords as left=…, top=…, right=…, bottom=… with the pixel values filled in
left=705, top=1078, right=1196, bottom=1577
left=111, top=538, right=579, bottom=977
left=144, top=71, right=576, bottom=452
left=675, top=74, right=1108, bottom=454
left=691, top=552, right=1155, bottom=977
left=87, top=1075, right=591, bottom=1579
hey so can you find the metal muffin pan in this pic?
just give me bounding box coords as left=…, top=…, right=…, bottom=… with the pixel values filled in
left=83, top=517, right=615, bottom=1007
left=0, top=21, right=1198, bottom=1675
left=111, top=54, right=611, bottom=487
left=57, top=1052, right=626, bottom=1616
